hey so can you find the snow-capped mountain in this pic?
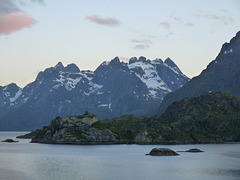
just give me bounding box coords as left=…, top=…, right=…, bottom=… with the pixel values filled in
left=0, top=56, right=189, bottom=130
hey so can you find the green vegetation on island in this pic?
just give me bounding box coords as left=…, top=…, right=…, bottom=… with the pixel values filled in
left=23, top=92, right=240, bottom=145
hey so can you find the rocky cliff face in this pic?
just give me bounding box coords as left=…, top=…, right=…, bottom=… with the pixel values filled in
left=0, top=56, right=189, bottom=130
left=158, top=31, right=240, bottom=114
left=31, top=114, right=118, bottom=144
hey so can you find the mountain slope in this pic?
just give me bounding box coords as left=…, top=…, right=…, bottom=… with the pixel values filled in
left=157, top=31, right=240, bottom=114
left=0, top=56, right=189, bottom=130
left=0, top=83, right=22, bottom=118
left=160, top=92, right=240, bottom=141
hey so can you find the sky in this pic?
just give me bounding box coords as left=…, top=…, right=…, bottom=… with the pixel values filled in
left=0, top=0, right=240, bottom=87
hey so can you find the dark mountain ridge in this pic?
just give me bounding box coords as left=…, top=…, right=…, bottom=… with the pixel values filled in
left=157, top=31, right=240, bottom=114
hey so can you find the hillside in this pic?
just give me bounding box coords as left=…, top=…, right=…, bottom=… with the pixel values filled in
left=157, top=31, right=240, bottom=114
left=26, top=92, right=240, bottom=144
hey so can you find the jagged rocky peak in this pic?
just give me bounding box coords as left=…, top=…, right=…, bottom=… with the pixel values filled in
left=54, top=62, right=65, bottom=71
left=3, top=83, right=20, bottom=90
left=129, top=56, right=165, bottom=65
left=236, top=30, right=240, bottom=37
left=164, top=57, right=177, bottom=68
left=220, top=31, right=240, bottom=56
left=65, top=63, right=80, bottom=73
left=138, top=56, right=147, bottom=62
left=151, top=58, right=163, bottom=64
left=107, top=57, right=127, bottom=68
left=100, top=57, right=121, bottom=67
left=35, top=62, right=81, bottom=82
left=1, top=83, right=22, bottom=103
left=54, top=62, right=80, bottom=73
left=129, top=57, right=138, bottom=64
left=129, top=56, right=147, bottom=64
left=110, top=57, right=121, bottom=64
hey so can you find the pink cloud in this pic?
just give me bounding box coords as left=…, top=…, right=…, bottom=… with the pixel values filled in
left=160, top=21, right=170, bottom=29
left=86, top=15, right=120, bottom=27
left=192, top=10, right=234, bottom=26
left=0, top=12, right=36, bottom=35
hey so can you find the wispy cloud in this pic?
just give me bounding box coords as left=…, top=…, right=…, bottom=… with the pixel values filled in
left=86, top=15, right=120, bottom=27
left=172, top=16, right=182, bottom=23
left=19, top=0, right=45, bottom=6
left=160, top=21, right=170, bottom=29
left=132, top=39, right=152, bottom=44
left=159, top=21, right=174, bottom=37
left=134, top=44, right=150, bottom=50
left=0, top=0, right=40, bottom=35
left=30, top=0, right=45, bottom=5
left=192, top=9, right=234, bottom=25
left=132, top=39, right=152, bottom=50
left=186, top=23, right=194, bottom=27
left=171, top=14, right=195, bottom=28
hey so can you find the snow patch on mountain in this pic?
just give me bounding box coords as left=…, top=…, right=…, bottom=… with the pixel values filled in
left=53, top=71, right=93, bottom=91
left=163, top=62, right=181, bottom=75
left=224, top=48, right=233, bottom=54
left=3, top=91, right=10, bottom=97
left=53, top=72, right=82, bottom=91
left=102, top=61, right=110, bottom=66
left=53, top=69, right=103, bottom=95
left=128, top=61, right=172, bottom=98
left=151, top=58, right=163, bottom=65
left=9, top=89, right=22, bottom=103
left=84, top=82, right=103, bottom=96
left=98, top=103, right=112, bottom=111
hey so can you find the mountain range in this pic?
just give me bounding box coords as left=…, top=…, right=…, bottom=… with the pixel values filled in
left=0, top=56, right=189, bottom=130
left=157, top=31, right=240, bottom=114
left=1, top=30, right=240, bottom=131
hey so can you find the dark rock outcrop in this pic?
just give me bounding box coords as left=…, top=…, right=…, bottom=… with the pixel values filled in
left=186, top=148, right=204, bottom=153
left=16, top=130, right=42, bottom=139
left=146, top=148, right=179, bottom=156
left=31, top=114, right=119, bottom=144
left=1, top=139, right=18, bottom=143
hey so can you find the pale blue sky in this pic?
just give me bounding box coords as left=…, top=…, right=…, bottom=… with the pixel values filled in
left=0, top=0, right=240, bottom=87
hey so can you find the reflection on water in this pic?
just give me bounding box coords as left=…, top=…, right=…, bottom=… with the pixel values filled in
left=167, top=168, right=240, bottom=178
left=220, top=152, right=240, bottom=159
left=0, top=132, right=240, bottom=180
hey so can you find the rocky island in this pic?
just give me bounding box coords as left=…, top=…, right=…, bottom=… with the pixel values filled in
left=31, top=113, right=118, bottom=144
left=1, top=139, right=19, bottom=143
left=186, top=148, right=204, bottom=153
left=146, top=148, right=179, bottom=156
left=23, top=92, right=240, bottom=145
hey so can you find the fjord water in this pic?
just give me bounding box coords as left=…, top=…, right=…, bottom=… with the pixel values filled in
left=0, top=132, right=240, bottom=180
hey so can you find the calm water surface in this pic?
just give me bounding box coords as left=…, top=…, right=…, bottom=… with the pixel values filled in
left=0, top=131, right=240, bottom=180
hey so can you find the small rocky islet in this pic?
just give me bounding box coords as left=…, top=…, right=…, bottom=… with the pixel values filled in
left=146, top=148, right=179, bottom=156
left=1, top=139, right=19, bottom=143
left=146, top=148, right=204, bottom=156
left=186, top=148, right=204, bottom=153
